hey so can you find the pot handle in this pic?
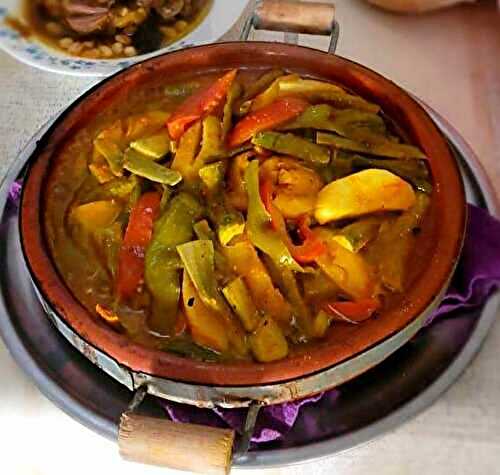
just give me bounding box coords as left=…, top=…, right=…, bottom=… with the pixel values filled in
left=240, top=0, right=340, bottom=54
left=117, top=386, right=261, bottom=474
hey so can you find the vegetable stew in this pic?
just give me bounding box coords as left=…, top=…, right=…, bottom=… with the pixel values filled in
left=45, top=68, right=433, bottom=363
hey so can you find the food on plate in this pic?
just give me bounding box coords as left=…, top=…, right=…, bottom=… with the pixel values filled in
left=23, top=0, right=212, bottom=59
left=45, top=68, right=432, bottom=363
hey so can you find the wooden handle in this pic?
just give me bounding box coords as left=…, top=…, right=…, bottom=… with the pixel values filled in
left=254, top=0, right=336, bottom=35
left=118, top=412, right=235, bottom=475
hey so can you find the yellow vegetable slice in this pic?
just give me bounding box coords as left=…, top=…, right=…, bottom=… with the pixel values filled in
left=130, top=132, right=171, bottom=159
left=222, top=241, right=293, bottom=324
left=182, top=272, right=229, bottom=353
left=314, top=228, right=377, bottom=300
left=315, top=169, right=416, bottom=224
left=249, top=317, right=289, bottom=363
left=70, top=200, right=122, bottom=230
left=222, top=277, right=260, bottom=332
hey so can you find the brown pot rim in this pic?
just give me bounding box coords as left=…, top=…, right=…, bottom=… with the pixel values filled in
left=20, top=41, right=466, bottom=387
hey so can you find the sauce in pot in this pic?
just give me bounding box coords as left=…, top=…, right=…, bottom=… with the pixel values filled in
left=44, top=68, right=433, bottom=363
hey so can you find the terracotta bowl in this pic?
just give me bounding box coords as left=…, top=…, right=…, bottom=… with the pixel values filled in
left=20, top=42, right=466, bottom=387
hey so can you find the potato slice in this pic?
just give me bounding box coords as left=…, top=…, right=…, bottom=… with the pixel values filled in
left=70, top=200, right=121, bottom=230
left=249, top=317, right=289, bottom=363
left=314, top=228, right=377, bottom=300
left=315, top=169, right=416, bottom=224
left=182, top=272, right=229, bottom=353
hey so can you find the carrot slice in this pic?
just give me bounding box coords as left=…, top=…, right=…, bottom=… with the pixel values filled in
left=322, top=298, right=380, bottom=323
left=167, top=69, right=238, bottom=141
left=116, top=191, right=161, bottom=300
left=227, top=97, right=309, bottom=148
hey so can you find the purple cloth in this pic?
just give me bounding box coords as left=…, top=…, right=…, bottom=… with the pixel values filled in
left=8, top=180, right=22, bottom=207
left=428, top=205, right=500, bottom=322
left=7, top=182, right=500, bottom=444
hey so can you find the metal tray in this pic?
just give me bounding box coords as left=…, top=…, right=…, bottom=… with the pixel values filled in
left=0, top=103, right=498, bottom=469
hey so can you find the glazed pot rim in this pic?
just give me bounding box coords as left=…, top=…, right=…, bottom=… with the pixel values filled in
left=19, top=41, right=467, bottom=387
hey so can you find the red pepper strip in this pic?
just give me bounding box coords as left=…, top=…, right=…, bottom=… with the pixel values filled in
left=260, top=177, right=326, bottom=263
left=227, top=97, right=309, bottom=148
left=116, top=191, right=161, bottom=300
left=167, top=69, right=238, bottom=141
left=322, top=298, right=380, bottom=323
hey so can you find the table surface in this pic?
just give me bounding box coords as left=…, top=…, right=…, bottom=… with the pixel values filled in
left=1, top=1, right=499, bottom=474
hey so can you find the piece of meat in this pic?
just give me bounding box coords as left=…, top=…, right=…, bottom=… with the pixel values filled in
left=63, top=0, right=112, bottom=16
left=62, top=0, right=115, bottom=34
left=66, top=11, right=110, bottom=33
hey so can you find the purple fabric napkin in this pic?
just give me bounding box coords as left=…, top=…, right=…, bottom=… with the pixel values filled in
left=162, top=204, right=500, bottom=444
left=6, top=182, right=500, bottom=445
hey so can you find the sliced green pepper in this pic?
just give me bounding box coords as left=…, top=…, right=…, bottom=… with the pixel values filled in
left=262, top=255, right=313, bottom=337
left=242, top=69, right=285, bottom=102
left=276, top=77, right=380, bottom=113
left=198, top=161, right=226, bottom=193
left=317, top=132, right=427, bottom=159
left=222, top=277, right=260, bottom=332
left=159, top=184, right=172, bottom=212
left=236, top=69, right=285, bottom=115
left=177, top=240, right=221, bottom=312
left=252, top=131, right=330, bottom=165
left=145, top=193, right=204, bottom=334
left=199, top=160, right=246, bottom=247
left=193, top=219, right=234, bottom=279
left=283, top=105, right=386, bottom=137
left=332, top=217, right=382, bottom=253
left=244, top=160, right=303, bottom=272
left=192, top=116, right=225, bottom=171
left=130, top=132, right=171, bottom=160
left=326, top=152, right=432, bottom=193
left=93, top=138, right=123, bottom=176
left=222, top=82, right=242, bottom=140
left=352, top=155, right=432, bottom=193
left=123, top=148, right=182, bottom=185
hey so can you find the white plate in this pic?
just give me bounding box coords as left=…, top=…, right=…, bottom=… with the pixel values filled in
left=0, top=0, right=248, bottom=77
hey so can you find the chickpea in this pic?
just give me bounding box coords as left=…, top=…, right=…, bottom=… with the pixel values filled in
left=59, top=37, right=73, bottom=49
left=99, top=45, right=113, bottom=58
left=68, top=41, right=84, bottom=55
left=111, top=42, right=124, bottom=55
left=115, top=34, right=131, bottom=45
left=46, top=21, right=64, bottom=37
left=82, top=40, right=95, bottom=49
left=161, top=26, right=178, bottom=40
left=124, top=46, right=137, bottom=57
left=85, top=48, right=102, bottom=59
left=175, top=20, right=189, bottom=33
